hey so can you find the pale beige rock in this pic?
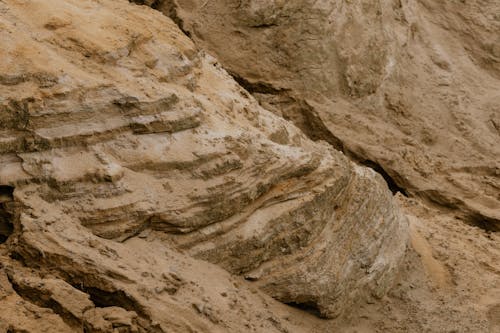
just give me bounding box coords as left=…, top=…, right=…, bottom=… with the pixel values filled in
left=0, top=0, right=408, bottom=330
left=160, top=0, right=500, bottom=230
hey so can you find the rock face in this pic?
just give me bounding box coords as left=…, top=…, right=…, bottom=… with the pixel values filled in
left=0, top=0, right=408, bottom=330
left=158, top=0, right=500, bottom=230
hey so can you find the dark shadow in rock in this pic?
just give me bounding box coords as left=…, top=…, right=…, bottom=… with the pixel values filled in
left=285, top=301, right=324, bottom=318
left=359, top=160, right=408, bottom=196
left=0, top=186, right=14, bottom=244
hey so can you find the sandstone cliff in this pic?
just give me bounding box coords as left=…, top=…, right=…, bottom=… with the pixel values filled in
left=1, top=0, right=499, bottom=332
left=0, top=0, right=408, bottom=331
left=157, top=0, right=500, bottom=230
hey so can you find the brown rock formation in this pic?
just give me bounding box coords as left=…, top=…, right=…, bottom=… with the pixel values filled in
left=0, top=0, right=408, bottom=330
left=158, top=0, right=500, bottom=230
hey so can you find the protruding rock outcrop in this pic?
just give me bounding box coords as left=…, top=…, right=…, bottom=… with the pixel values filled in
left=154, top=0, right=500, bottom=230
left=0, top=0, right=408, bottom=329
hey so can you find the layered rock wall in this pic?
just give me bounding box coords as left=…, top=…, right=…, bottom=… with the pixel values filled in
left=0, top=0, right=408, bottom=330
left=159, top=0, right=500, bottom=230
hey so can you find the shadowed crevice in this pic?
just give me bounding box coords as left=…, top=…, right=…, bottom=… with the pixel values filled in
left=358, top=160, right=408, bottom=196
left=285, top=301, right=324, bottom=318
left=0, top=186, right=14, bottom=244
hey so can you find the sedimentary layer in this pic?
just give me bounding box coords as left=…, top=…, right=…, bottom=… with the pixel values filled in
left=0, top=0, right=408, bottom=330
left=155, top=0, right=500, bottom=230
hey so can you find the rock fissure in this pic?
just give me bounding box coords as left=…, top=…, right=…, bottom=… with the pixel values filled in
left=0, top=186, right=15, bottom=244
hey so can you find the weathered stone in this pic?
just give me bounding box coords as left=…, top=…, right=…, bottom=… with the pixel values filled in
left=161, top=0, right=500, bottom=230
left=0, top=0, right=408, bottom=330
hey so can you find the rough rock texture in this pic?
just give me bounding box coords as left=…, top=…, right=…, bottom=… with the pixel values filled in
left=159, top=0, right=500, bottom=230
left=0, top=0, right=408, bottom=329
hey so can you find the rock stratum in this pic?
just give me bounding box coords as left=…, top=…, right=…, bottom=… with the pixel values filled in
left=0, top=0, right=409, bottom=331
left=154, top=0, right=500, bottom=230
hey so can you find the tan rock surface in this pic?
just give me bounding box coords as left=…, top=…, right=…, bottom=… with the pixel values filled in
left=160, top=0, right=500, bottom=230
left=0, top=0, right=409, bottom=330
left=1, top=0, right=499, bottom=332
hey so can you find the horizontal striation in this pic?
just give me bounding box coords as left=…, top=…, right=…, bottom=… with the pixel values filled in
left=0, top=0, right=409, bottom=324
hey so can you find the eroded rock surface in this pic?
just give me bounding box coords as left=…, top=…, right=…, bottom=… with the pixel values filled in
left=157, top=0, right=500, bottom=230
left=0, top=0, right=408, bottom=330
